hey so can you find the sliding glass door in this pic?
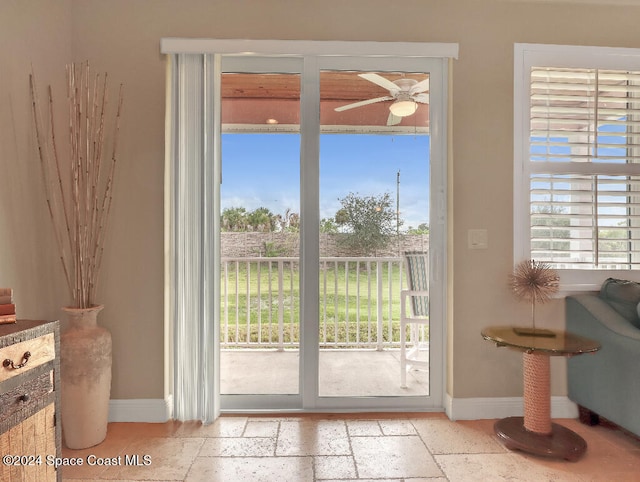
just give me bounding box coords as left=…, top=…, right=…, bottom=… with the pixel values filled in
left=318, top=69, right=430, bottom=398
left=218, top=58, right=304, bottom=410
left=216, top=50, right=448, bottom=411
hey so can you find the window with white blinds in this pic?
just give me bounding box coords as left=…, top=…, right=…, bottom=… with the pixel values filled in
left=528, top=66, right=640, bottom=270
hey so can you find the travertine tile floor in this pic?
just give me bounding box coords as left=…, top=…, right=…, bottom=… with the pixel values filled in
left=61, top=413, right=640, bottom=481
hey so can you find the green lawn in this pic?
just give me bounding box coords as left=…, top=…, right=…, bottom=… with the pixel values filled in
left=221, top=260, right=424, bottom=346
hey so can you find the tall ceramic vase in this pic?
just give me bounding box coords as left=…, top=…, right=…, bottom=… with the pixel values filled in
left=60, top=304, right=112, bottom=449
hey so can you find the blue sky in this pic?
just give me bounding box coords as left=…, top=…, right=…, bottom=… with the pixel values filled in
left=221, top=133, right=431, bottom=229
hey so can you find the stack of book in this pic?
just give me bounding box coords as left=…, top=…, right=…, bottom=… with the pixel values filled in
left=0, top=288, right=16, bottom=324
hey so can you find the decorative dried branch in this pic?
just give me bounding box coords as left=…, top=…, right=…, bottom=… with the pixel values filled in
left=509, top=259, right=559, bottom=328
left=30, top=62, right=123, bottom=309
left=29, top=74, right=73, bottom=301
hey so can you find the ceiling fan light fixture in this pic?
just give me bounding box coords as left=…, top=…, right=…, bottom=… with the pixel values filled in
left=389, top=99, right=417, bottom=117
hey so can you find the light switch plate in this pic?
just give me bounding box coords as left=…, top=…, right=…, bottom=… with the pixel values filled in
left=468, top=229, right=488, bottom=249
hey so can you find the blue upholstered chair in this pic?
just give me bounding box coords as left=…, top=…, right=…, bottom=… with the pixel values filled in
left=567, top=278, right=640, bottom=437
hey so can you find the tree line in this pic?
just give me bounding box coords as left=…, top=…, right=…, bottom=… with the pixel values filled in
left=222, top=192, right=429, bottom=256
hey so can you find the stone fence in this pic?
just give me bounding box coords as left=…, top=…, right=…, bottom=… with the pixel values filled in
left=221, top=232, right=429, bottom=258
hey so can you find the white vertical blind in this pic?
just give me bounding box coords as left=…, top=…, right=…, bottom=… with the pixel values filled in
left=529, top=66, right=640, bottom=268
left=167, top=53, right=220, bottom=422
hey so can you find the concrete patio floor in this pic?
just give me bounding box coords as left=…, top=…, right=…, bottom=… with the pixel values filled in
left=220, top=349, right=429, bottom=397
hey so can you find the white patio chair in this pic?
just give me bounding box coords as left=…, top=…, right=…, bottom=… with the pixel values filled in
left=400, top=251, right=429, bottom=388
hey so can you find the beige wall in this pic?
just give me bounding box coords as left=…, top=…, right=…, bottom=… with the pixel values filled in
left=0, top=2, right=72, bottom=336
left=2, top=0, right=640, bottom=403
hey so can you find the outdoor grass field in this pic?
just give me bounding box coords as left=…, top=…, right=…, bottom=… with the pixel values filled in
left=221, top=259, right=428, bottom=347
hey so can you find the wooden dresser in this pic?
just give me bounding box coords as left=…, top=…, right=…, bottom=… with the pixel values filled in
left=0, top=320, right=61, bottom=482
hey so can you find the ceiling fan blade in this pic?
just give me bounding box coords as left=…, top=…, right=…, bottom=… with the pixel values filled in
left=358, top=73, right=399, bottom=93
left=387, top=112, right=402, bottom=126
left=334, top=96, right=393, bottom=112
left=410, top=78, right=430, bottom=94
left=413, top=93, right=429, bottom=104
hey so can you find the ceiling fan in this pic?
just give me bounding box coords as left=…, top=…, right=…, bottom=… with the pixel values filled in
left=334, top=73, right=429, bottom=126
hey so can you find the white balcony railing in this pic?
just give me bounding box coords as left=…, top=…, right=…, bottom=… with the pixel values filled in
left=221, top=256, right=410, bottom=350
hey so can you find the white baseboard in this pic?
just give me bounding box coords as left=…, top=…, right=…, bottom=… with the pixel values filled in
left=445, top=394, right=578, bottom=421
left=108, top=396, right=173, bottom=423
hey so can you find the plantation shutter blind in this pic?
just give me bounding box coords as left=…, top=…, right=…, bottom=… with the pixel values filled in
left=529, top=66, right=640, bottom=269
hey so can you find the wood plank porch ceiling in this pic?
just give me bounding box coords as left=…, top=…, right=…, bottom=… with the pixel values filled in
left=221, top=71, right=430, bottom=129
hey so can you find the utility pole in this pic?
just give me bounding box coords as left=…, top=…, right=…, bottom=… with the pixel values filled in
left=396, top=170, right=400, bottom=255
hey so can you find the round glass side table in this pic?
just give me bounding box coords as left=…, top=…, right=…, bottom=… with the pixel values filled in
left=481, top=326, right=600, bottom=461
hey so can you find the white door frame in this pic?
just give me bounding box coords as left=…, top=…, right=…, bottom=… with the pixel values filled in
left=162, top=38, right=456, bottom=413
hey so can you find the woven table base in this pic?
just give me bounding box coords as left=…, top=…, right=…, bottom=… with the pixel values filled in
left=493, top=351, right=587, bottom=461
left=523, top=352, right=551, bottom=434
